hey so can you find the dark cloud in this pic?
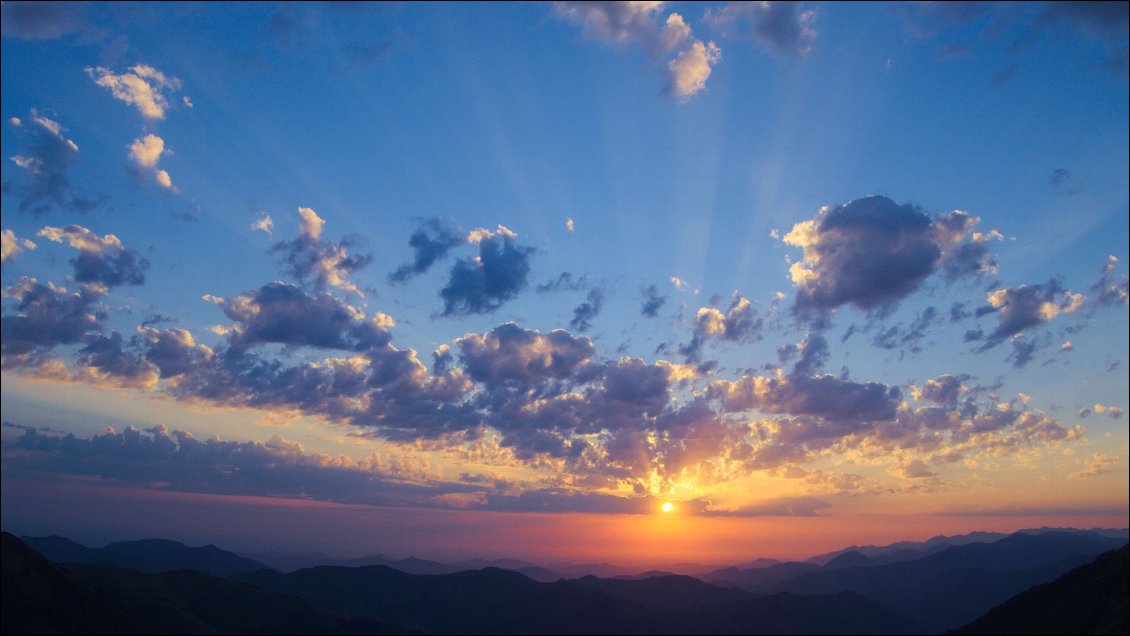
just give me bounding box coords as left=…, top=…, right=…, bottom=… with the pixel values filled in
left=389, top=218, right=464, bottom=284
left=704, top=0, right=816, bottom=57
left=977, top=280, right=1084, bottom=348
left=1006, top=336, right=1039, bottom=368
left=783, top=196, right=998, bottom=324
left=0, top=1, right=86, bottom=39
left=570, top=287, right=605, bottom=332
left=640, top=284, right=667, bottom=317
left=915, top=374, right=968, bottom=406
left=1090, top=256, right=1129, bottom=308
left=5, top=110, right=102, bottom=216
left=1040, top=1, right=1129, bottom=75
left=215, top=282, right=394, bottom=352
left=456, top=323, right=594, bottom=386
left=872, top=306, right=939, bottom=353
left=682, top=294, right=762, bottom=361
left=272, top=207, right=371, bottom=295
left=1, top=278, right=105, bottom=358
left=37, top=225, right=149, bottom=287
left=440, top=226, right=534, bottom=316
left=536, top=272, right=588, bottom=293
left=77, top=333, right=157, bottom=387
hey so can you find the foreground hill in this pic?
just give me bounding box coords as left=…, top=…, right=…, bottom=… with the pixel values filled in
left=951, top=543, right=1129, bottom=635
left=2, top=533, right=412, bottom=635
left=761, top=531, right=1128, bottom=632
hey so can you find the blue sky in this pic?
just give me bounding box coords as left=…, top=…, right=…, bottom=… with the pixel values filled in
left=1, top=2, right=1127, bottom=562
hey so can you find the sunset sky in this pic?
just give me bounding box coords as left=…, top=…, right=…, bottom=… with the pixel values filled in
left=2, top=2, right=1127, bottom=566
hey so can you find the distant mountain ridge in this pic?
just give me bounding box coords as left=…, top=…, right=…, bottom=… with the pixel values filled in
left=21, top=535, right=270, bottom=577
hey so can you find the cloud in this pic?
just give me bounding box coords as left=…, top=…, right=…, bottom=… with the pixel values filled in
left=871, top=306, right=940, bottom=354
left=128, top=134, right=176, bottom=190
left=1, top=277, right=106, bottom=358
left=1068, top=452, right=1119, bottom=479
left=37, top=225, right=149, bottom=287
left=782, top=195, right=1000, bottom=324
left=1090, top=255, right=1128, bottom=307
left=0, top=1, right=86, bottom=39
left=978, top=280, right=1084, bottom=347
left=1079, top=403, right=1124, bottom=420
left=566, top=217, right=575, bottom=234
left=704, top=1, right=816, bottom=57
left=5, top=109, right=97, bottom=216
left=1, top=229, right=37, bottom=263
left=86, top=64, right=182, bottom=120
left=682, top=293, right=762, bottom=361
left=666, top=39, right=722, bottom=100
left=389, top=217, right=464, bottom=284
left=441, top=225, right=535, bottom=315
left=1039, top=1, right=1129, bottom=75
left=455, top=323, right=594, bottom=386
left=76, top=333, right=159, bottom=389
left=570, top=288, right=606, bottom=332
left=273, top=207, right=372, bottom=296
left=537, top=272, right=589, bottom=293
left=213, top=282, right=393, bottom=352
left=251, top=213, right=274, bottom=235
left=554, top=2, right=722, bottom=100
left=640, top=284, right=667, bottom=317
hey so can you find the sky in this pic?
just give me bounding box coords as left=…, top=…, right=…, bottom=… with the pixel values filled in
left=1, top=1, right=1128, bottom=567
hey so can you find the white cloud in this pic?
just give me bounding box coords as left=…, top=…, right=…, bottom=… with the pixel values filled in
left=86, top=64, right=182, bottom=120
left=128, top=134, right=165, bottom=168
left=252, top=213, right=274, bottom=235
left=2, top=229, right=37, bottom=263
left=566, top=217, right=575, bottom=234
left=667, top=39, right=721, bottom=99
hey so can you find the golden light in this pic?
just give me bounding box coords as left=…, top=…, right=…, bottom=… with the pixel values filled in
left=660, top=501, right=674, bottom=513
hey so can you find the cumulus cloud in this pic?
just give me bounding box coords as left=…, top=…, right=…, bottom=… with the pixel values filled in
left=666, top=39, right=722, bottom=99
left=37, top=225, right=149, bottom=287
left=5, top=109, right=97, bottom=216
left=554, top=1, right=722, bottom=100
left=1, top=229, right=37, bottom=263
left=389, top=217, right=464, bottom=284
left=441, top=225, right=535, bottom=315
left=273, top=207, right=372, bottom=296
left=86, top=64, right=182, bottom=120
left=213, top=282, right=393, bottom=352
left=570, top=287, right=606, bottom=332
left=0, top=1, right=86, bottom=39
left=682, top=293, right=762, bottom=361
left=640, top=283, right=667, bottom=317
left=1, top=277, right=106, bottom=359
left=704, top=1, right=816, bottom=57
left=978, top=280, right=1084, bottom=347
left=455, top=322, right=594, bottom=386
left=128, top=134, right=176, bottom=190
left=782, top=195, right=1000, bottom=324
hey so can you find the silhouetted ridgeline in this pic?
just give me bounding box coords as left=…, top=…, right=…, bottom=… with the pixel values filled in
left=3, top=528, right=1127, bottom=635
left=951, top=543, right=1129, bottom=635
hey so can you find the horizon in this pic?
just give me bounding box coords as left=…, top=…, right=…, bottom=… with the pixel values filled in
left=2, top=2, right=1127, bottom=569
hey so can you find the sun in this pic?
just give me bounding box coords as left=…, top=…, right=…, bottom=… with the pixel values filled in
left=660, top=501, right=674, bottom=513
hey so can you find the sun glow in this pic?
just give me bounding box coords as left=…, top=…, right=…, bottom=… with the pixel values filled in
left=660, top=502, right=674, bottom=513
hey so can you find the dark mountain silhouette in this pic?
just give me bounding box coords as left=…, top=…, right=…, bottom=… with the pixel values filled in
left=2, top=533, right=413, bottom=635
left=951, top=543, right=1129, bottom=635
left=22, top=535, right=270, bottom=577
left=2, top=532, right=153, bottom=635
left=707, top=560, right=821, bottom=589
left=765, top=531, right=1128, bottom=632
left=806, top=530, right=1008, bottom=565
left=238, top=564, right=924, bottom=634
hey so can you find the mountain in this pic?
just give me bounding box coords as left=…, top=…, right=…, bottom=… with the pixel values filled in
left=766, top=530, right=1129, bottom=632
left=22, top=535, right=270, bottom=577
left=706, top=560, right=821, bottom=589
left=2, top=533, right=412, bottom=635
left=2, top=532, right=152, bottom=635
left=238, top=564, right=923, bottom=634
left=951, top=543, right=1129, bottom=635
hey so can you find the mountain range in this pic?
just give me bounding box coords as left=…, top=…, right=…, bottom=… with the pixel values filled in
left=4, top=527, right=1126, bottom=635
